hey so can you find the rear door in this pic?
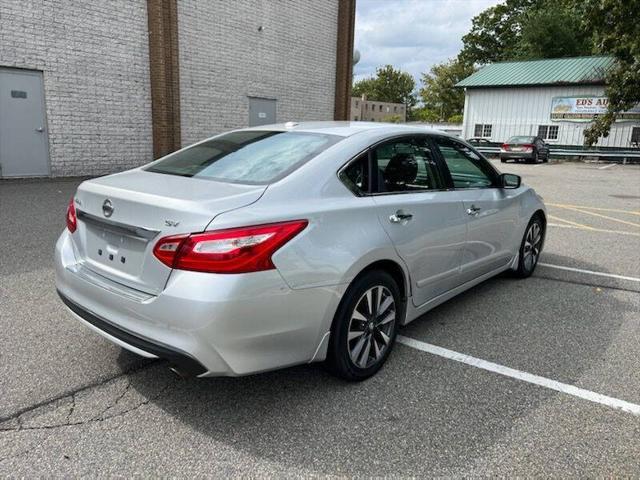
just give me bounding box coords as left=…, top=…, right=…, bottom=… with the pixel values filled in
left=370, top=135, right=467, bottom=307
left=432, top=136, right=520, bottom=282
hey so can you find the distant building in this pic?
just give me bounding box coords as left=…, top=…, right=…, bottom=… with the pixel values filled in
left=456, top=56, right=640, bottom=147
left=350, top=96, right=406, bottom=122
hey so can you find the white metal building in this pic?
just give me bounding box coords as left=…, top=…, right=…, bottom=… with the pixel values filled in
left=457, top=56, right=640, bottom=148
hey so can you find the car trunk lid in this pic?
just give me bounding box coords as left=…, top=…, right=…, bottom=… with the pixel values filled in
left=71, top=170, right=266, bottom=294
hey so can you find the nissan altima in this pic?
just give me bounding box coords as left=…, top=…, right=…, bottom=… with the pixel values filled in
left=55, top=122, right=546, bottom=380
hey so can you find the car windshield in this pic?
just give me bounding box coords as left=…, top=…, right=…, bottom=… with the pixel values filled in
left=146, top=130, right=341, bottom=184
left=508, top=136, right=535, bottom=144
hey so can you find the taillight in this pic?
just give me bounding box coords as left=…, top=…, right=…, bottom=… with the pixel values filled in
left=501, top=143, right=510, bottom=150
left=522, top=143, right=534, bottom=151
left=66, top=197, right=77, bottom=233
left=153, top=220, right=308, bottom=274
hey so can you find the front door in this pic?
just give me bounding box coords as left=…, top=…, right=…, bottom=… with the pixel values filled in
left=432, top=136, right=519, bottom=282
left=371, top=136, right=467, bottom=307
left=0, top=68, right=49, bottom=177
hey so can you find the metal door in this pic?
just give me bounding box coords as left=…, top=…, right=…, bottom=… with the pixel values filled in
left=248, top=97, right=276, bottom=127
left=432, top=135, right=519, bottom=282
left=0, top=68, right=50, bottom=177
left=371, top=136, right=467, bottom=307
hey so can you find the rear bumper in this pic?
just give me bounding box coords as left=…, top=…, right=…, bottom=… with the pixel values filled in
left=500, top=151, right=534, bottom=160
left=58, top=290, right=207, bottom=376
left=55, top=230, right=345, bottom=376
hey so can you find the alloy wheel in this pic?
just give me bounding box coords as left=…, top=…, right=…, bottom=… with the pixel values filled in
left=523, top=221, right=542, bottom=271
left=347, top=286, right=396, bottom=369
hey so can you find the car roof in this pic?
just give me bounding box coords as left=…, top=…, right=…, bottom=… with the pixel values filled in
left=242, top=121, right=456, bottom=138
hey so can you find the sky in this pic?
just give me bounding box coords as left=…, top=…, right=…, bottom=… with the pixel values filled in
left=354, top=0, right=501, bottom=85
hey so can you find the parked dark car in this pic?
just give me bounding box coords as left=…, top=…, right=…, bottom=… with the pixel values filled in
left=500, top=136, right=550, bottom=163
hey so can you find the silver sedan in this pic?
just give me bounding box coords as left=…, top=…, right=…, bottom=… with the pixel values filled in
left=55, top=122, right=546, bottom=380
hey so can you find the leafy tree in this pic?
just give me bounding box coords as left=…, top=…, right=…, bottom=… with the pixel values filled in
left=352, top=77, right=377, bottom=99
left=352, top=65, right=417, bottom=114
left=459, top=0, right=536, bottom=64
left=580, top=0, right=640, bottom=145
left=382, top=114, right=403, bottom=123
left=515, top=6, right=593, bottom=59
left=411, top=107, right=440, bottom=123
left=460, top=0, right=592, bottom=64
left=419, top=59, right=475, bottom=122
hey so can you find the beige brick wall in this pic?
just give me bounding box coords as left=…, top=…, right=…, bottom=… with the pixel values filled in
left=178, top=0, right=339, bottom=146
left=0, top=0, right=153, bottom=176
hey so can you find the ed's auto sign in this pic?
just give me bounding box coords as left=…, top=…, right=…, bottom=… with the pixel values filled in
left=551, top=96, right=640, bottom=122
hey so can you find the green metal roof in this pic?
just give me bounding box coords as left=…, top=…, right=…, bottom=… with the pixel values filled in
left=456, top=56, right=615, bottom=88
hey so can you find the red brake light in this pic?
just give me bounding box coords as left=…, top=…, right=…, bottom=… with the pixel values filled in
left=153, top=220, right=308, bottom=274
left=522, top=143, right=534, bottom=151
left=501, top=143, right=509, bottom=150
left=66, top=197, right=77, bottom=233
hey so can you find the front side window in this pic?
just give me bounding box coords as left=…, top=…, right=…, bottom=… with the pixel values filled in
left=146, top=131, right=340, bottom=184
left=373, top=137, right=443, bottom=193
left=632, top=127, right=640, bottom=146
left=434, top=136, right=496, bottom=189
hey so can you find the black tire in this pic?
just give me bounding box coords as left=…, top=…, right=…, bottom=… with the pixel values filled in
left=512, top=214, right=545, bottom=278
left=326, top=270, right=401, bottom=381
left=530, top=151, right=539, bottom=164
left=543, top=153, right=549, bottom=163
left=500, top=159, right=507, bottom=163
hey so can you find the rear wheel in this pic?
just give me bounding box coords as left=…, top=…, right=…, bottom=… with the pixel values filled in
left=512, top=215, right=544, bottom=278
left=531, top=151, right=539, bottom=164
left=326, top=271, right=400, bottom=381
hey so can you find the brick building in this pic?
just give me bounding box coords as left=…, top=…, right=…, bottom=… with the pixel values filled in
left=0, top=0, right=355, bottom=178
left=350, top=96, right=406, bottom=122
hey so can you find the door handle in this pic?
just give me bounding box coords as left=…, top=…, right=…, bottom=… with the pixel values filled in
left=389, top=211, right=413, bottom=223
left=35, top=127, right=44, bottom=133
left=466, top=205, right=481, bottom=216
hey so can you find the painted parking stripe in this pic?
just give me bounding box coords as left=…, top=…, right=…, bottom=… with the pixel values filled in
left=598, top=163, right=617, bottom=170
left=548, top=222, right=640, bottom=237
left=538, top=263, right=640, bottom=283
left=397, top=335, right=640, bottom=416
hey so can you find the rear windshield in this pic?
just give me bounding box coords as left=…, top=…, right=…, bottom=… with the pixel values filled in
left=146, top=130, right=341, bottom=184
left=507, top=136, right=535, bottom=144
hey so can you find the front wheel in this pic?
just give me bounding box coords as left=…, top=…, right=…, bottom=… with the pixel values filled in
left=512, top=215, right=545, bottom=278
left=326, top=271, right=401, bottom=381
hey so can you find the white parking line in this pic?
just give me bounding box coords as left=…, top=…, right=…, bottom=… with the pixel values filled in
left=397, top=335, right=640, bottom=416
left=538, top=263, right=640, bottom=282
left=598, top=163, right=617, bottom=170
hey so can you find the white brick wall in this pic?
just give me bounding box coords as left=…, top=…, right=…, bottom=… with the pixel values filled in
left=0, top=0, right=152, bottom=176
left=178, top=0, right=338, bottom=146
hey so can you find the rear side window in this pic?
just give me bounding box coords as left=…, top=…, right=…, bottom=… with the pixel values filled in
left=146, top=131, right=341, bottom=184
left=340, top=152, right=370, bottom=195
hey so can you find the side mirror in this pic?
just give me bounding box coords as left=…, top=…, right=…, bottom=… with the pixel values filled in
left=500, top=173, right=521, bottom=189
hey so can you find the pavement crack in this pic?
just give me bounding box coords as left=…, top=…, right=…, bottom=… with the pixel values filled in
left=0, top=361, right=159, bottom=425
left=0, top=382, right=171, bottom=434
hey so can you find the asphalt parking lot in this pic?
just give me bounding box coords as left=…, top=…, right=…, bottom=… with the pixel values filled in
left=1, top=159, right=639, bottom=476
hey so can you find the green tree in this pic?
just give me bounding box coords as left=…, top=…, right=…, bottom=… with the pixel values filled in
left=580, top=0, right=640, bottom=145
left=419, top=59, right=475, bottom=122
left=460, top=0, right=592, bottom=64
left=352, top=77, right=377, bottom=99
left=459, top=0, right=536, bottom=64
left=352, top=65, right=417, bottom=114
left=515, top=6, right=593, bottom=59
